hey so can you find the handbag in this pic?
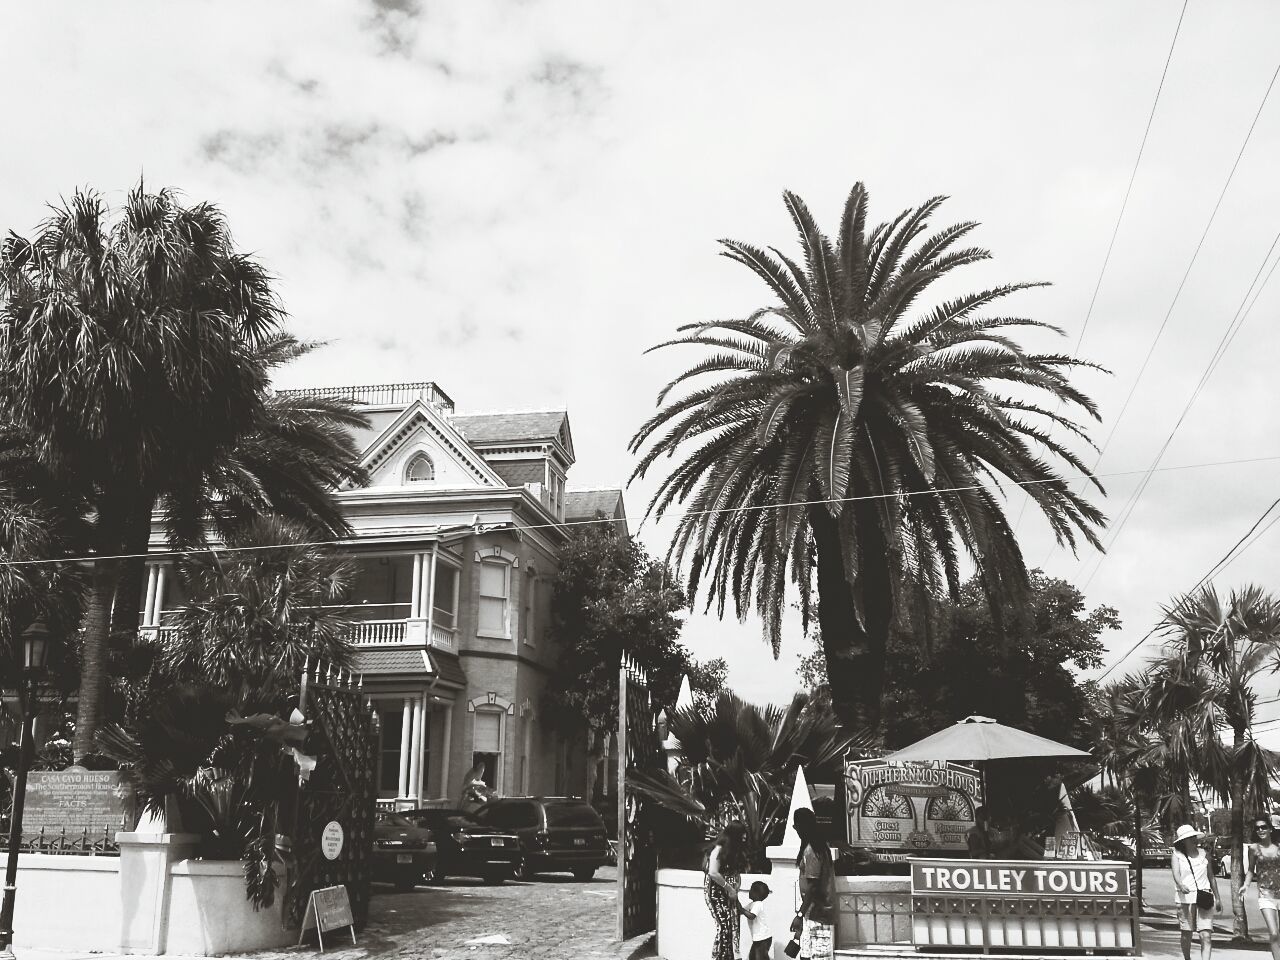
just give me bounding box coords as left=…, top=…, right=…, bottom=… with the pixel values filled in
left=784, top=934, right=801, bottom=958
left=1184, top=852, right=1215, bottom=909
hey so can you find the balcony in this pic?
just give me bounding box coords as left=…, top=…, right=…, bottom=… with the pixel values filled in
left=345, top=618, right=456, bottom=651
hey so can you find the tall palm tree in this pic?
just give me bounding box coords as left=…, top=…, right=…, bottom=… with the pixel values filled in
left=0, top=185, right=367, bottom=757
left=630, top=185, right=1107, bottom=726
left=1145, top=585, right=1280, bottom=940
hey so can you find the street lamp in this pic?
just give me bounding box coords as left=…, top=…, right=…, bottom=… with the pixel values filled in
left=0, top=620, right=51, bottom=960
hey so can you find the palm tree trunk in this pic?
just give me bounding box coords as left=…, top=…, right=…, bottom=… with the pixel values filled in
left=73, top=559, right=120, bottom=759
left=1133, top=796, right=1145, bottom=913
left=1231, top=727, right=1249, bottom=940
left=809, top=506, right=890, bottom=730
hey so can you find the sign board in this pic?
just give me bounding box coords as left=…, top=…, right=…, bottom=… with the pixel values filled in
left=299, top=885, right=356, bottom=951
left=321, top=821, right=344, bottom=861
left=911, top=858, right=1131, bottom=897
left=844, top=757, right=982, bottom=851
left=22, top=767, right=132, bottom=841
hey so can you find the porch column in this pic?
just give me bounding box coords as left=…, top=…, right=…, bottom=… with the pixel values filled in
left=410, top=553, right=423, bottom=619
left=143, top=565, right=159, bottom=626
left=440, top=704, right=452, bottom=800
left=522, top=713, right=534, bottom=794
left=425, top=545, right=438, bottom=638
left=153, top=564, right=167, bottom=622
left=409, top=695, right=425, bottom=801
left=398, top=697, right=412, bottom=798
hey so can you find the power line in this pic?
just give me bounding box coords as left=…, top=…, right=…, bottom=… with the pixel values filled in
left=1010, top=0, right=1188, bottom=537
left=5, top=451, right=1280, bottom=570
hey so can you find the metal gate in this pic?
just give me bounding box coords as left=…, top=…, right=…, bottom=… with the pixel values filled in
left=286, top=660, right=378, bottom=931
left=616, top=654, right=662, bottom=940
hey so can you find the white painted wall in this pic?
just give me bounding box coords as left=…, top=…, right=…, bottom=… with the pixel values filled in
left=11, top=854, right=120, bottom=951
left=166, top=860, right=294, bottom=955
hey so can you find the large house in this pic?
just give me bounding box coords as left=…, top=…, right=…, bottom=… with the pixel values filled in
left=139, top=382, right=626, bottom=807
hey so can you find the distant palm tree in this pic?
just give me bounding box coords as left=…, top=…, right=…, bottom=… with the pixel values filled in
left=1142, top=585, right=1280, bottom=940
left=631, top=185, right=1106, bottom=726
left=0, top=185, right=367, bottom=756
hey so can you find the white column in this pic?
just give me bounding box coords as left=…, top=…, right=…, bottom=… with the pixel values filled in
left=522, top=714, right=534, bottom=794
left=143, top=565, right=159, bottom=626
left=440, top=704, right=453, bottom=800
left=398, top=697, right=412, bottom=798
left=425, top=546, right=438, bottom=638
left=153, top=564, right=167, bottom=622
left=409, top=695, right=425, bottom=801
left=410, top=553, right=423, bottom=619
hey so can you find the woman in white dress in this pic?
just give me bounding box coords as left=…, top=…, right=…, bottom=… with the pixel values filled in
left=1171, top=824, right=1222, bottom=960
left=1245, top=817, right=1280, bottom=960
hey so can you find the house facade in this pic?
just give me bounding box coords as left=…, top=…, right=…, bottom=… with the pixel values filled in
left=138, top=381, right=626, bottom=807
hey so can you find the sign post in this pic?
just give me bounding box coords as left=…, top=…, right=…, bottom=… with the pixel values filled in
left=298, top=885, right=356, bottom=951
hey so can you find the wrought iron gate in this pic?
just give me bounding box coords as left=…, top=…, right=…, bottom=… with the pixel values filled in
left=617, top=654, right=662, bottom=940
left=286, top=660, right=378, bottom=931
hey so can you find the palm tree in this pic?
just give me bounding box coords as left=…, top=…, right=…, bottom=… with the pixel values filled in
left=158, top=515, right=356, bottom=699
left=630, top=185, right=1106, bottom=727
left=0, top=185, right=367, bottom=757
left=1146, top=585, right=1280, bottom=940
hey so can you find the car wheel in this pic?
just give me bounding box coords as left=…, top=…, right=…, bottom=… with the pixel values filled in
left=513, top=856, right=535, bottom=881
left=573, top=866, right=596, bottom=881
left=482, top=870, right=507, bottom=885
left=426, top=864, right=448, bottom=884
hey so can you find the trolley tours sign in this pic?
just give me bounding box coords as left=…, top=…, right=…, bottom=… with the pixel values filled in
left=912, top=860, right=1131, bottom=897
left=844, top=758, right=982, bottom=851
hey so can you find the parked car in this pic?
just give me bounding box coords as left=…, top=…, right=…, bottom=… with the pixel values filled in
left=373, top=811, right=437, bottom=891
left=403, top=807, right=520, bottom=884
left=471, top=797, right=610, bottom=881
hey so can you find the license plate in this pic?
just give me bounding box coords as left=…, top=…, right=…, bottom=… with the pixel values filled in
left=574, top=838, right=586, bottom=846
left=490, top=838, right=504, bottom=846
left=396, top=853, right=413, bottom=863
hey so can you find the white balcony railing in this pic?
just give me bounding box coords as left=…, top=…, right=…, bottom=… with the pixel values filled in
left=430, top=624, right=456, bottom=651
left=347, top=620, right=408, bottom=645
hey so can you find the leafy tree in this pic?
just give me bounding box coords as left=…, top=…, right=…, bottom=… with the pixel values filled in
left=545, top=525, right=688, bottom=802
left=631, top=184, right=1106, bottom=727
left=0, top=185, right=367, bottom=757
left=686, top=656, right=729, bottom=711
left=799, top=570, right=1118, bottom=747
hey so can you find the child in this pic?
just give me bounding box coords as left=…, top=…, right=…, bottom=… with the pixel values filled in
left=740, top=880, right=772, bottom=960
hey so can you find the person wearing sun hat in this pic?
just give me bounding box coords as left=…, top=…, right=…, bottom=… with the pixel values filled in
left=1171, top=824, right=1221, bottom=960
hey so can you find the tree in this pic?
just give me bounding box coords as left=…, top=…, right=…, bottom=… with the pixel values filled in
left=545, top=525, right=688, bottom=803
left=1137, top=585, right=1280, bottom=941
left=686, top=656, right=729, bottom=711
left=631, top=184, right=1106, bottom=728
left=799, top=570, right=1118, bottom=748
left=0, top=185, right=367, bottom=757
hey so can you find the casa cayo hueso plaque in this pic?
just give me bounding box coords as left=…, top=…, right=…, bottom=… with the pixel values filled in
left=21, top=766, right=133, bottom=849
left=910, top=859, right=1138, bottom=954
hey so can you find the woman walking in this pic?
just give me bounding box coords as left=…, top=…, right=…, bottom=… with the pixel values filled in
left=793, top=808, right=836, bottom=960
left=1245, top=817, right=1280, bottom=960
left=704, top=820, right=748, bottom=960
left=1172, top=824, right=1222, bottom=960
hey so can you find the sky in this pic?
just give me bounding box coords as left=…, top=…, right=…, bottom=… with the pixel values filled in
left=3, top=1, right=1280, bottom=724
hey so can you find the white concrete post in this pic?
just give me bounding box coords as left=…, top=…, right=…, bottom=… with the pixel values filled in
left=398, top=697, right=413, bottom=799
left=116, top=831, right=200, bottom=955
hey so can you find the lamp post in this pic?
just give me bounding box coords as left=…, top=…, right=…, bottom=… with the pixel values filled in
left=0, top=620, right=51, bottom=960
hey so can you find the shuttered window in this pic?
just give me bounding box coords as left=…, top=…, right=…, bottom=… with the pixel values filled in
left=473, top=711, right=501, bottom=754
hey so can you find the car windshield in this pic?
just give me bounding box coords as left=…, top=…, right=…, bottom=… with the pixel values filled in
left=544, top=803, right=601, bottom=828
left=379, top=813, right=414, bottom=828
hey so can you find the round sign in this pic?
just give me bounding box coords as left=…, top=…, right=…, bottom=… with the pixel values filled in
left=321, top=821, right=344, bottom=860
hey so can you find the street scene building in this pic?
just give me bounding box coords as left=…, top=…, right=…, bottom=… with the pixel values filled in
left=139, top=381, right=626, bottom=807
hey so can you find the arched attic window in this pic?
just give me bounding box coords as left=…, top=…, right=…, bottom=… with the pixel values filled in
left=404, top=452, right=435, bottom=483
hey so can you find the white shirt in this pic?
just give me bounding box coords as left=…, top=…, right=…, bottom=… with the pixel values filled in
left=744, top=900, right=771, bottom=942
left=1172, top=849, right=1213, bottom=906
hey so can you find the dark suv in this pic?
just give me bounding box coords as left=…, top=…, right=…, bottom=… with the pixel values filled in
left=471, top=797, right=609, bottom=880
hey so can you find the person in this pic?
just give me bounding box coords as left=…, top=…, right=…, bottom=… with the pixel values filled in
left=1171, top=824, right=1222, bottom=960
left=1245, top=817, right=1280, bottom=960
left=793, top=807, right=836, bottom=960
left=741, top=880, right=773, bottom=960
left=967, top=805, right=993, bottom=859
left=704, top=820, right=748, bottom=960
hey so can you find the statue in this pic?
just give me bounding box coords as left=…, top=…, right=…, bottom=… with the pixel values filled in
left=459, top=760, right=496, bottom=812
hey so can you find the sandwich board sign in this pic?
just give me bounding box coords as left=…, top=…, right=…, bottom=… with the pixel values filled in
left=299, top=884, right=355, bottom=951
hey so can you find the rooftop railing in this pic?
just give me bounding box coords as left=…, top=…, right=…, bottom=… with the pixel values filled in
left=278, top=381, right=455, bottom=413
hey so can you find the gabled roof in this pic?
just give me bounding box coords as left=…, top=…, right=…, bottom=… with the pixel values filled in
left=450, top=411, right=575, bottom=465
left=565, top=489, right=628, bottom=535
left=354, top=400, right=508, bottom=489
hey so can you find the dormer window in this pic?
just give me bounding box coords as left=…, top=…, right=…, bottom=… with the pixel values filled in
left=405, top=453, right=435, bottom=483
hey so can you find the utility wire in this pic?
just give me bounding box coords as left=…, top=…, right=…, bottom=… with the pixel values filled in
left=1010, top=0, right=1188, bottom=537
left=5, top=452, right=1280, bottom=570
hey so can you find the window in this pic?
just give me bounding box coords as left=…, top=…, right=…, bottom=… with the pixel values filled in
left=348, top=555, right=414, bottom=621
left=472, top=710, right=502, bottom=790
left=405, top=452, right=435, bottom=483
left=478, top=560, right=510, bottom=635
left=379, top=708, right=404, bottom=793
left=432, top=563, right=458, bottom=630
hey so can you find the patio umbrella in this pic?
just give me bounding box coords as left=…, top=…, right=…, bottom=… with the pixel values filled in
left=883, top=715, right=1092, bottom=764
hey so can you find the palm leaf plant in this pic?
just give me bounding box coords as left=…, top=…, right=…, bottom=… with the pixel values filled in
left=630, top=185, right=1107, bottom=727
left=0, top=185, right=368, bottom=757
